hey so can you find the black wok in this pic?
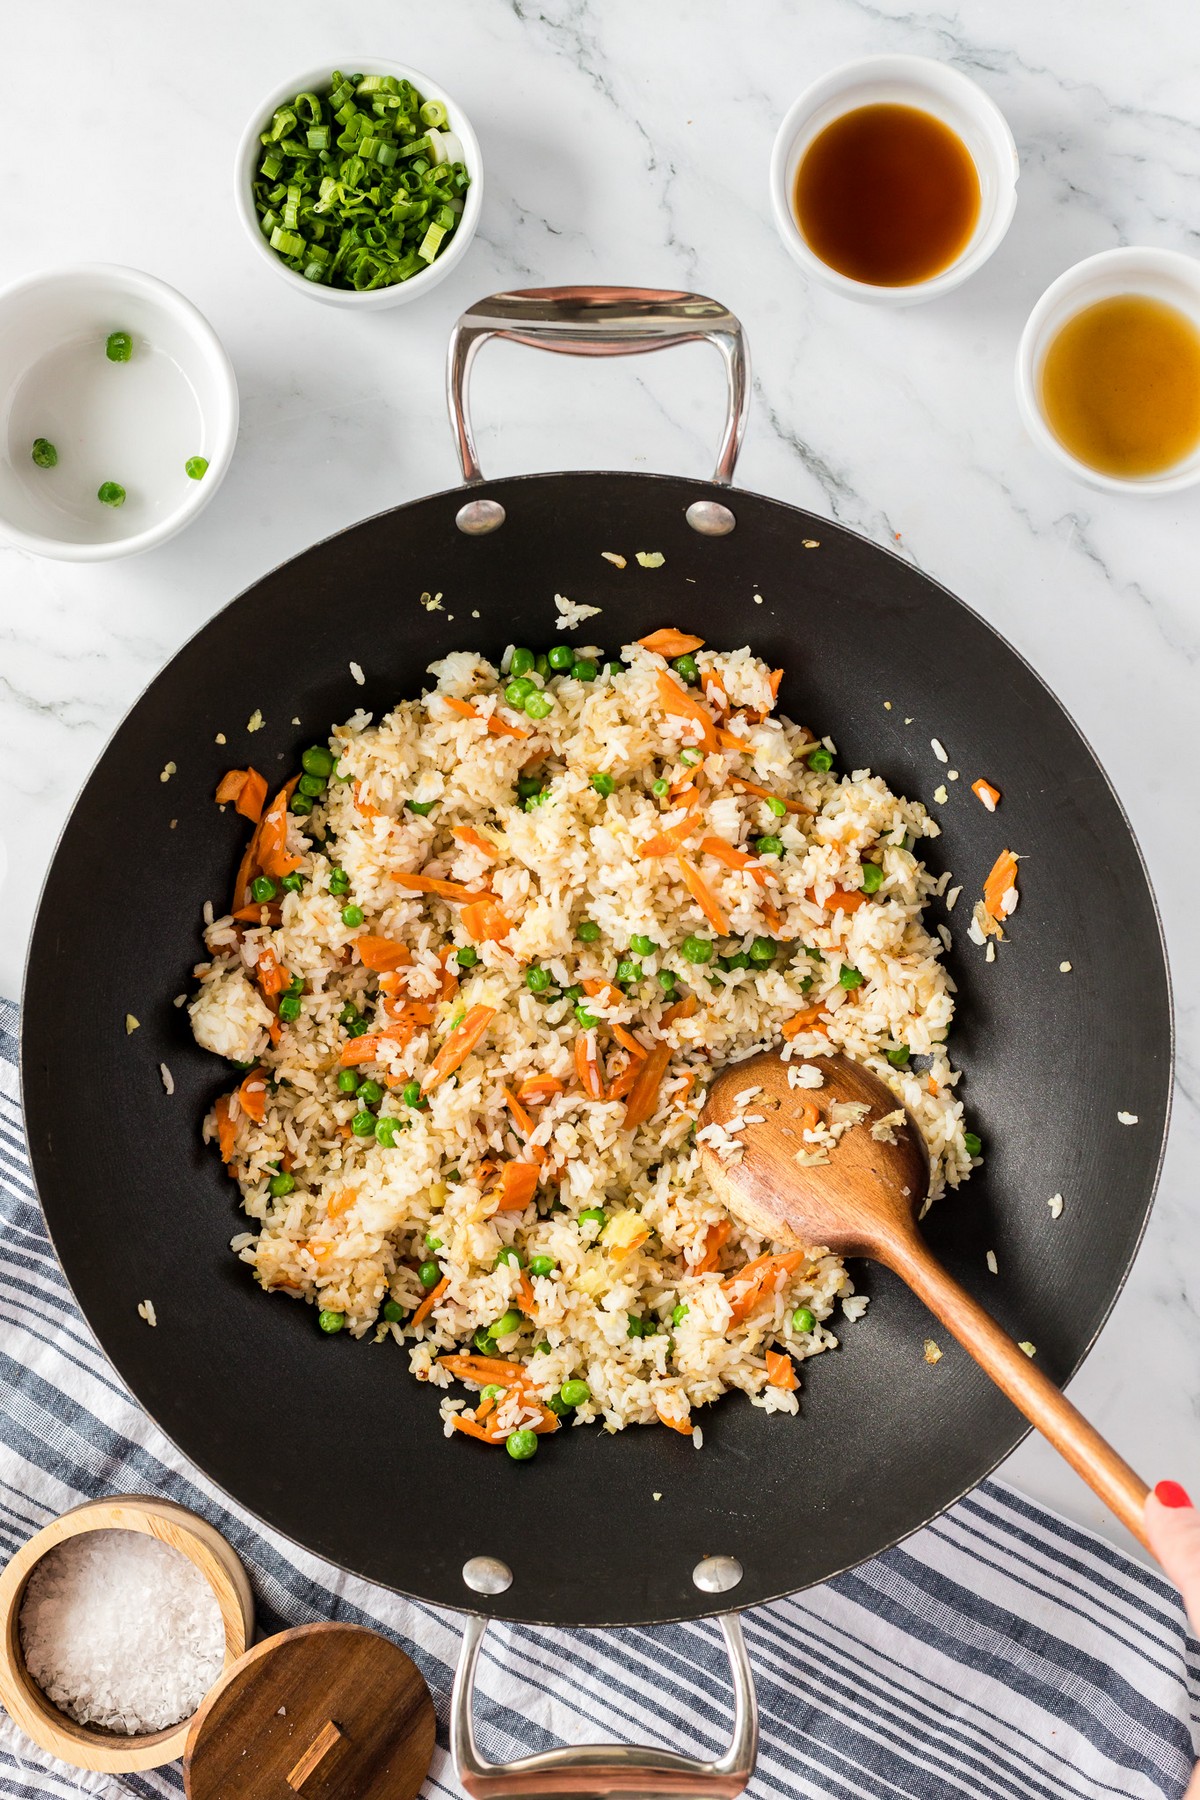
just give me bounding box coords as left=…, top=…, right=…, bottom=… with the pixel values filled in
left=22, top=292, right=1171, bottom=1649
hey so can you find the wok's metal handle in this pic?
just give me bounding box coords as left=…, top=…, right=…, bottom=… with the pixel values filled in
left=451, top=1611, right=758, bottom=1800
left=446, top=286, right=750, bottom=488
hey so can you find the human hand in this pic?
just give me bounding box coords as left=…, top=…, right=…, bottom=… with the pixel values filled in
left=1145, top=1482, right=1200, bottom=1800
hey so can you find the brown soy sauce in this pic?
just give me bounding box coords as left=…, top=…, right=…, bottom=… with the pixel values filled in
left=794, top=103, right=981, bottom=287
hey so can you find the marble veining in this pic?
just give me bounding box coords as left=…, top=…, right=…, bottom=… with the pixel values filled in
left=2, top=0, right=1198, bottom=1557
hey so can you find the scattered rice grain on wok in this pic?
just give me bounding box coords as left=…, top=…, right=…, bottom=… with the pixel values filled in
left=190, top=629, right=976, bottom=1452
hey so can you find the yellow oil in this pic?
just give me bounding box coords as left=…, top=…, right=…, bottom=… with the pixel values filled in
left=1039, top=294, right=1200, bottom=477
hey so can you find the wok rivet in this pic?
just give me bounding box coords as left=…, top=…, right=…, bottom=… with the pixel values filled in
left=692, top=1554, right=744, bottom=1594
left=462, top=1555, right=513, bottom=1595
left=685, top=498, right=737, bottom=536
left=456, top=497, right=507, bottom=535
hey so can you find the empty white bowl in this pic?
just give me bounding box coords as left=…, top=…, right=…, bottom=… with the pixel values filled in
left=234, top=59, right=483, bottom=309
left=0, top=265, right=238, bottom=562
left=769, top=55, right=1019, bottom=305
left=1016, top=246, right=1200, bottom=494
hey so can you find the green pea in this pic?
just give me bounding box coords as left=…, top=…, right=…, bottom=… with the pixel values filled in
left=302, top=745, right=335, bottom=778
left=524, top=792, right=548, bottom=811
left=548, top=1391, right=570, bottom=1415
left=671, top=1303, right=689, bottom=1326
left=342, top=905, right=364, bottom=927
left=517, top=774, right=543, bottom=799
left=418, top=1260, right=442, bottom=1288
left=575, top=1004, right=599, bottom=1028
left=480, top=1382, right=506, bottom=1400
left=338, top=1003, right=360, bottom=1027
left=402, top=1081, right=423, bottom=1108
left=529, top=1254, right=555, bottom=1277
left=721, top=952, right=751, bottom=971
left=510, top=647, right=535, bottom=677
left=493, top=1308, right=524, bottom=1337
left=358, top=1078, right=383, bottom=1105
left=578, top=1207, right=607, bottom=1233
left=105, top=330, right=133, bottom=362
left=887, top=1045, right=910, bottom=1068
left=351, top=1110, right=376, bottom=1137
left=97, top=481, right=125, bottom=507
left=616, top=958, right=640, bottom=984
left=808, top=747, right=833, bottom=772
left=862, top=863, right=884, bottom=894
left=346, top=1017, right=370, bottom=1038
left=337, top=1069, right=360, bottom=1093
left=799, top=975, right=814, bottom=993
left=290, top=792, right=313, bottom=815
left=805, top=947, right=824, bottom=961
left=186, top=456, right=209, bottom=480
left=31, top=438, right=57, bottom=468
left=548, top=644, right=574, bottom=671
left=505, top=677, right=536, bottom=706
left=506, top=1428, right=538, bottom=1460
left=652, top=778, right=670, bottom=796
left=278, top=994, right=301, bottom=1022
left=408, top=799, right=435, bottom=815
left=251, top=874, right=278, bottom=902
left=839, top=966, right=864, bottom=990
left=571, top=658, right=597, bottom=682
left=535, top=654, right=551, bottom=679
left=748, top=937, right=776, bottom=965
left=536, top=1340, right=552, bottom=1353
left=755, top=835, right=784, bottom=856
left=576, top=920, right=601, bottom=941
left=629, top=934, right=655, bottom=956
left=329, top=868, right=350, bottom=894
left=526, top=966, right=551, bottom=993
left=626, top=1314, right=645, bottom=1338
left=281, top=872, right=304, bottom=893
left=604, top=661, right=623, bottom=678
left=679, top=747, right=703, bottom=767
left=474, top=1328, right=499, bottom=1355
left=318, top=1309, right=344, bottom=1333
left=964, top=1132, right=982, bottom=1157
left=681, top=935, right=712, bottom=964
left=657, top=969, right=677, bottom=991
left=456, top=945, right=479, bottom=968
left=375, top=1117, right=401, bottom=1147
left=560, top=1379, right=590, bottom=1407
left=792, top=1306, right=816, bottom=1333
left=269, top=1171, right=295, bottom=1197
left=589, top=772, right=615, bottom=797
left=382, top=1298, right=405, bottom=1322
left=424, top=1233, right=444, bottom=1252
left=766, top=796, right=788, bottom=817
left=672, top=654, right=699, bottom=684
left=299, top=773, right=327, bottom=798
left=525, top=693, right=553, bottom=720
left=494, top=1247, right=523, bottom=1268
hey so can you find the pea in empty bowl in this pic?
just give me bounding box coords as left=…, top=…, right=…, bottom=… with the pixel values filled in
left=0, top=265, right=238, bottom=562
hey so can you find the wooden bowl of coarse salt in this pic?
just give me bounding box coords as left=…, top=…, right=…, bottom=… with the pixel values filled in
left=0, top=1494, right=254, bottom=1772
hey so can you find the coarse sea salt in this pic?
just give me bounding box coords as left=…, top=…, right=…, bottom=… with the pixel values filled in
left=20, top=1529, right=224, bottom=1735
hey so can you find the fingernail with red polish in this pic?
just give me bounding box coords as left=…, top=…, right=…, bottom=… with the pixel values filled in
left=1155, top=1480, right=1193, bottom=1509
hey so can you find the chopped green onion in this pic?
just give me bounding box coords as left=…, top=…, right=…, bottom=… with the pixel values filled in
left=97, top=482, right=126, bottom=507
left=185, top=456, right=209, bottom=480
left=419, top=98, right=449, bottom=128
left=31, top=438, right=57, bottom=468
left=652, top=778, right=669, bottom=797
left=105, top=331, right=133, bottom=362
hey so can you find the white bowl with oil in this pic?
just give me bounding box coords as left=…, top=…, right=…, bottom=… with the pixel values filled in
left=0, top=265, right=238, bottom=561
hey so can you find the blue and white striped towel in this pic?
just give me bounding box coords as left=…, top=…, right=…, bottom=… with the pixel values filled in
left=0, top=993, right=1196, bottom=1800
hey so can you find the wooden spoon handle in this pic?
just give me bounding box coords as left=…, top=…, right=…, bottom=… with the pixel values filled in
left=884, top=1231, right=1150, bottom=1549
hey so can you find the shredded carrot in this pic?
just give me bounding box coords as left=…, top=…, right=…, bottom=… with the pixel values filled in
left=439, top=1354, right=527, bottom=1384
left=722, top=1251, right=808, bottom=1326
left=692, top=1217, right=731, bottom=1273
left=215, top=769, right=247, bottom=805
left=411, top=1276, right=449, bottom=1327
left=728, top=777, right=810, bottom=816
left=972, top=778, right=1002, bottom=812
left=231, top=901, right=281, bottom=923
left=452, top=824, right=499, bottom=859
left=797, top=1097, right=821, bottom=1133
left=656, top=1405, right=693, bottom=1436
left=257, top=779, right=302, bottom=881
left=254, top=947, right=289, bottom=1000
left=354, top=935, right=412, bottom=972
left=761, top=899, right=785, bottom=934
left=216, top=767, right=268, bottom=823
left=214, top=1094, right=237, bottom=1162
left=516, top=1075, right=564, bottom=1106
left=421, top=1004, right=497, bottom=1094
left=493, top=1161, right=540, bottom=1212
left=677, top=856, right=730, bottom=934
left=765, top=1348, right=798, bottom=1390
left=441, top=695, right=529, bottom=740
left=267, top=1017, right=281, bottom=1045
left=606, top=1060, right=641, bottom=1102
left=339, top=1034, right=386, bottom=1068
left=575, top=1034, right=605, bottom=1100
left=461, top=896, right=513, bottom=943
left=984, top=849, right=1019, bottom=922
left=674, top=1069, right=698, bottom=1109
left=515, top=1271, right=537, bottom=1316
left=581, top=977, right=622, bottom=1007
left=622, top=1040, right=672, bottom=1129
left=437, top=945, right=460, bottom=996
left=716, top=727, right=750, bottom=752
left=701, top=671, right=729, bottom=714
left=352, top=782, right=379, bottom=818
left=661, top=993, right=698, bottom=1027
left=700, top=836, right=769, bottom=886
left=638, top=804, right=704, bottom=857
left=780, top=1006, right=828, bottom=1040
left=654, top=671, right=719, bottom=752
left=638, top=628, right=705, bottom=658
left=326, top=1187, right=357, bottom=1219
left=448, top=1414, right=504, bottom=1444
left=442, top=696, right=482, bottom=720
left=238, top=1069, right=267, bottom=1124
left=809, top=884, right=869, bottom=915
left=928, top=1074, right=940, bottom=1096
left=392, top=872, right=489, bottom=903
left=610, top=1023, right=648, bottom=1059
left=503, top=1087, right=536, bottom=1137
left=768, top=669, right=784, bottom=702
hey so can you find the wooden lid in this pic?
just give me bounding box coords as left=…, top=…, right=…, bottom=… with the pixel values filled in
left=184, top=1623, right=435, bottom=1800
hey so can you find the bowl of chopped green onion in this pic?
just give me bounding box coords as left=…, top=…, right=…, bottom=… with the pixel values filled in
left=0, top=264, right=238, bottom=562
left=235, top=61, right=481, bottom=305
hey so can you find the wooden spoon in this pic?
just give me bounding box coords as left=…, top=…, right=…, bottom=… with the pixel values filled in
left=699, top=1049, right=1151, bottom=1549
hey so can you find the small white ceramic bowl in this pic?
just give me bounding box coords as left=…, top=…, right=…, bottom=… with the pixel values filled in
left=234, top=59, right=482, bottom=309
left=1016, top=246, right=1200, bottom=494
left=0, top=265, right=237, bottom=563
left=769, top=55, right=1019, bottom=306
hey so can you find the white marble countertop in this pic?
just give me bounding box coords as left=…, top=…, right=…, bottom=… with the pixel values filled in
left=3, top=0, right=1197, bottom=1559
